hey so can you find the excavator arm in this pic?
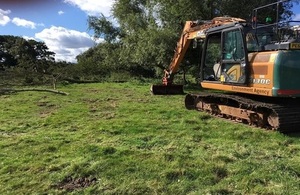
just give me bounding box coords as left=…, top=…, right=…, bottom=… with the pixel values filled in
left=161, top=21, right=204, bottom=86
left=151, top=20, right=206, bottom=95
left=151, top=17, right=246, bottom=95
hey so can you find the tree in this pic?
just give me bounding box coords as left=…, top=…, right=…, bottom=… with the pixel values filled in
left=85, top=0, right=299, bottom=81
left=88, top=14, right=121, bottom=43
left=0, top=36, right=20, bottom=70
left=216, top=0, right=295, bottom=22
left=0, top=35, right=60, bottom=85
left=0, top=36, right=55, bottom=72
left=28, top=40, right=55, bottom=74
left=73, top=42, right=126, bottom=80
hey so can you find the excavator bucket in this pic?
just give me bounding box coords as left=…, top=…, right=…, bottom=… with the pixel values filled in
left=151, top=84, right=184, bottom=95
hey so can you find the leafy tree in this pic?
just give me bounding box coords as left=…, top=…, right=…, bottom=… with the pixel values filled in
left=73, top=42, right=122, bottom=80
left=85, top=0, right=299, bottom=81
left=0, top=36, right=21, bottom=70
left=152, top=0, right=211, bottom=30
left=0, top=35, right=59, bottom=85
left=88, top=14, right=121, bottom=43
left=0, top=36, right=55, bottom=72
left=216, top=0, right=296, bottom=22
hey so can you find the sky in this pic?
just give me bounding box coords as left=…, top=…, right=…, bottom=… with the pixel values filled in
left=0, top=0, right=300, bottom=63
left=0, top=0, right=114, bottom=63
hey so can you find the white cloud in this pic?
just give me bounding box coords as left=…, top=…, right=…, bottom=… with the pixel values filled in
left=0, top=9, right=11, bottom=26
left=11, top=17, right=44, bottom=29
left=35, top=26, right=103, bottom=62
left=58, top=10, right=65, bottom=15
left=0, top=9, right=10, bottom=15
left=23, top=36, right=36, bottom=41
left=12, top=17, right=36, bottom=29
left=64, top=0, right=113, bottom=16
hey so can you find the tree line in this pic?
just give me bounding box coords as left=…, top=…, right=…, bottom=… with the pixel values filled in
left=1, top=0, right=299, bottom=86
left=76, top=0, right=298, bottom=82
left=0, top=35, right=73, bottom=86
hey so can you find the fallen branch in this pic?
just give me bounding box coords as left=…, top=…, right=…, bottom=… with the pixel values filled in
left=64, top=78, right=100, bottom=84
left=0, top=88, right=69, bottom=95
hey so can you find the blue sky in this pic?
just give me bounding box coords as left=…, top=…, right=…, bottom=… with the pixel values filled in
left=0, top=0, right=300, bottom=63
left=0, top=0, right=113, bottom=62
left=292, top=1, right=300, bottom=20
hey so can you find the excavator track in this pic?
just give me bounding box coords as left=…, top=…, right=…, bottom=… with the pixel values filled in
left=185, top=93, right=300, bottom=132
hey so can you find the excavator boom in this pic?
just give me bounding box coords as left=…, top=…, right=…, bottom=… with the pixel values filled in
left=151, top=21, right=195, bottom=95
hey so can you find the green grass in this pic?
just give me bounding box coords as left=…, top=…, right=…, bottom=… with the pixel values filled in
left=0, top=82, right=300, bottom=194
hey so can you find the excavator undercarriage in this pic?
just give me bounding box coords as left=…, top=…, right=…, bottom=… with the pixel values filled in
left=185, top=93, right=300, bottom=132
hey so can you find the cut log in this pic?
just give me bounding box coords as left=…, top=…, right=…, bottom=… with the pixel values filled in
left=0, top=88, right=69, bottom=95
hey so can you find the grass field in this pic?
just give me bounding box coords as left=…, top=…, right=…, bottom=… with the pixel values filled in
left=0, top=82, right=300, bottom=194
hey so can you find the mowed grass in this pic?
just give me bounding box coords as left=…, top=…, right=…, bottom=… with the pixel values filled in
left=0, top=82, right=300, bottom=194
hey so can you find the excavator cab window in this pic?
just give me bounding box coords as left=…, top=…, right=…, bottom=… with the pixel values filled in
left=202, top=33, right=222, bottom=81
left=220, top=28, right=248, bottom=84
left=202, top=26, right=249, bottom=85
left=245, top=27, right=276, bottom=52
left=223, top=30, right=245, bottom=60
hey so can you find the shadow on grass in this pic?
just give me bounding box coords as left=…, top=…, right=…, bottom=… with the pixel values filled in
left=183, top=83, right=203, bottom=93
left=285, top=132, right=300, bottom=138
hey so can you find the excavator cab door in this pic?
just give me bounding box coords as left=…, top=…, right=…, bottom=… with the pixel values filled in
left=220, top=27, right=249, bottom=84
left=201, top=26, right=249, bottom=85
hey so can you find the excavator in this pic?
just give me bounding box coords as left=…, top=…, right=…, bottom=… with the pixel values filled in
left=151, top=1, right=300, bottom=132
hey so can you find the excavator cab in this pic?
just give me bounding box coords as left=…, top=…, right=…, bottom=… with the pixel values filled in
left=200, top=21, right=278, bottom=85
left=201, top=25, right=249, bottom=85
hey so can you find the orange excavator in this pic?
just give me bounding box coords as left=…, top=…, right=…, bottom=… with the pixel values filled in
left=151, top=1, right=300, bottom=132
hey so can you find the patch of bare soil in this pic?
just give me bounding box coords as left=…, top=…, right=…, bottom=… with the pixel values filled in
left=56, top=176, right=97, bottom=191
left=37, top=97, right=59, bottom=118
